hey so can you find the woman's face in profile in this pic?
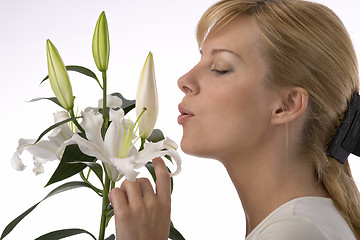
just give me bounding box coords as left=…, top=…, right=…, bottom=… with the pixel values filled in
left=177, top=17, right=279, bottom=162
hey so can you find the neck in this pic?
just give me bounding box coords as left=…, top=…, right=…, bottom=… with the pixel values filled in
left=221, top=143, right=327, bottom=236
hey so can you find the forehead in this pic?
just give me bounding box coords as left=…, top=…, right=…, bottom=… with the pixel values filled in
left=201, top=17, right=260, bottom=56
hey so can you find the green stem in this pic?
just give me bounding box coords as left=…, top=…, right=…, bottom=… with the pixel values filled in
left=139, top=137, right=146, bottom=151
left=86, top=168, right=91, bottom=180
left=101, top=71, right=108, bottom=139
left=68, top=108, right=85, bottom=133
left=80, top=171, right=103, bottom=197
left=99, top=172, right=110, bottom=240
left=99, top=70, right=109, bottom=240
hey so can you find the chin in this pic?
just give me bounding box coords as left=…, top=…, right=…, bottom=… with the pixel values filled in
left=180, top=137, right=193, bottom=154
left=180, top=137, right=216, bottom=159
left=180, top=138, right=200, bottom=156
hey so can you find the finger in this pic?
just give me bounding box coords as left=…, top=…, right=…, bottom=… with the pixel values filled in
left=153, top=157, right=171, bottom=203
left=109, top=188, right=128, bottom=211
left=120, top=179, right=142, bottom=204
left=137, top=178, right=155, bottom=198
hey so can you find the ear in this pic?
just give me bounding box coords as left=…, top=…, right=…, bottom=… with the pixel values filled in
left=271, top=87, right=308, bottom=125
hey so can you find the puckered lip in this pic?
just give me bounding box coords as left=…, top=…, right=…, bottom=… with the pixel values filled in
left=178, top=103, right=194, bottom=116
left=178, top=103, right=194, bottom=125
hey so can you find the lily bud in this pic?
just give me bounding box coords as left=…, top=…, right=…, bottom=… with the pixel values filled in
left=46, top=39, right=74, bottom=110
left=92, top=11, right=110, bottom=72
left=136, top=52, right=159, bottom=139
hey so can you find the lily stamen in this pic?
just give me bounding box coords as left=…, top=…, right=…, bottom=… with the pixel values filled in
left=118, top=107, right=147, bottom=158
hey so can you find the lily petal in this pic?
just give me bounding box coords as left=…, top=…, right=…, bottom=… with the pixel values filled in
left=24, top=141, right=59, bottom=160
left=10, top=151, right=26, bottom=171
left=16, top=138, right=58, bottom=160
left=98, top=94, right=122, bottom=109
left=61, top=134, right=106, bottom=162
left=11, top=138, right=60, bottom=173
left=111, top=154, right=138, bottom=182
left=103, top=161, right=122, bottom=182
left=104, top=110, right=125, bottom=159
left=53, top=111, right=71, bottom=123
left=48, top=112, right=74, bottom=147
left=33, top=157, right=45, bottom=175
left=81, top=109, right=104, bottom=148
left=134, top=137, right=182, bottom=176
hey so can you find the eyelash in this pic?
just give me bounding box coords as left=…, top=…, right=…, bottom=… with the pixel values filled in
left=211, top=68, right=231, bottom=75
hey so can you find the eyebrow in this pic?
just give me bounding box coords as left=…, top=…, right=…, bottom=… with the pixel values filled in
left=200, top=48, right=242, bottom=59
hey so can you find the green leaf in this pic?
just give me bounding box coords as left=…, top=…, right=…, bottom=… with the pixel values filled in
left=0, top=204, right=39, bottom=240
left=110, top=92, right=135, bottom=115
left=169, top=221, right=185, bottom=240
left=105, top=234, right=115, bottom=240
left=147, top=129, right=165, bottom=143
left=34, top=228, right=96, bottom=240
left=34, top=116, right=81, bottom=144
left=66, top=65, right=100, bottom=86
left=45, top=181, right=92, bottom=199
left=41, top=65, right=101, bottom=88
left=164, top=154, right=173, bottom=163
left=29, top=97, right=64, bottom=109
left=69, top=161, right=103, bottom=184
left=145, top=162, right=173, bottom=193
left=105, top=209, right=114, bottom=228
left=45, top=144, right=96, bottom=187
left=0, top=182, right=92, bottom=240
left=145, top=161, right=156, bottom=182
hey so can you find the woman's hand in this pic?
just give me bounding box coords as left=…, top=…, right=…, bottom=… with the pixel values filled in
left=108, top=157, right=171, bottom=240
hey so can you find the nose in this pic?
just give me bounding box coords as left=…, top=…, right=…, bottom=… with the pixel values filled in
left=177, top=66, right=200, bottom=95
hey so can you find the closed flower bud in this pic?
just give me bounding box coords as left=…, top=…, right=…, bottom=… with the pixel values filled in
left=46, top=39, right=74, bottom=110
left=136, top=52, right=159, bottom=139
left=92, top=11, right=110, bottom=72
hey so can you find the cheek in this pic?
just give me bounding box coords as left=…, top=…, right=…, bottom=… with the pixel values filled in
left=179, top=88, right=246, bottom=157
left=182, top=88, right=270, bottom=158
left=179, top=79, right=272, bottom=159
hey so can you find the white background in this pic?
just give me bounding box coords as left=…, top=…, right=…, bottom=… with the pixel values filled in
left=1, top=0, right=360, bottom=239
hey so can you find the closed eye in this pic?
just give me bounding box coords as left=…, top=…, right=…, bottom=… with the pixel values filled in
left=211, top=68, right=231, bottom=75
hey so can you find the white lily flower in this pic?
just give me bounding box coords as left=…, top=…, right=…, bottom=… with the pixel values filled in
left=10, top=111, right=74, bottom=175
left=61, top=107, right=181, bottom=182
left=136, top=52, right=159, bottom=139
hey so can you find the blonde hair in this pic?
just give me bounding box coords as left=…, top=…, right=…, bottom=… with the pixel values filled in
left=196, top=0, right=360, bottom=238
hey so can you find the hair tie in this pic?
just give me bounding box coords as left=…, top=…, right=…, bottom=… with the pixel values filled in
left=326, top=93, right=360, bottom=164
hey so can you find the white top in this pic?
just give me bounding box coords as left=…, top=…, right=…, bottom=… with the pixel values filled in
left=245, top=197, right=356, bottom=240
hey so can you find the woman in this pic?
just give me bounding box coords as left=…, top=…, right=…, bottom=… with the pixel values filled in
left=109, top=0, right=360, bottom=239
